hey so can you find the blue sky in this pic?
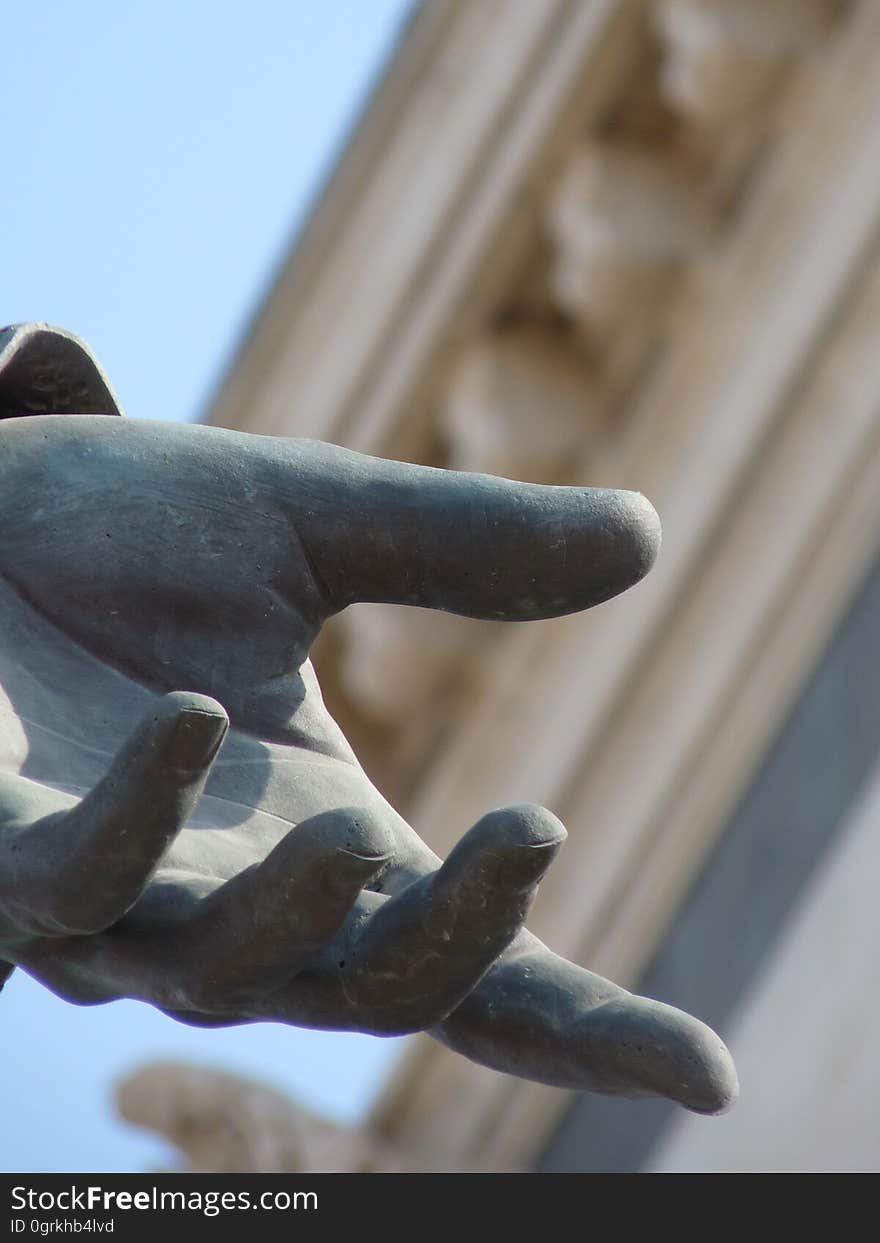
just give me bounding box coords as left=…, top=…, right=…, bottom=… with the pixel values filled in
left=2, top=0, right=414, bottom=1173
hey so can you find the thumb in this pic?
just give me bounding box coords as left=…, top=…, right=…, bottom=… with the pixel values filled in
left=274, top=441, right=661, bottom=621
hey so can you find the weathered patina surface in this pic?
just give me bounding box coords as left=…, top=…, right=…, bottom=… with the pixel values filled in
left=0, top=324, right=736, bottom=1113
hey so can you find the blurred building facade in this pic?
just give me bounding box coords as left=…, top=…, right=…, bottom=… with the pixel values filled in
left=160, top=0, right=879, bottom=1171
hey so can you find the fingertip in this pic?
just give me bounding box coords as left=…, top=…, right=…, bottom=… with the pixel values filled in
left=158, top=694, right=229, bottom=771
left=298, top=806, right=396, bottom=862
left=575, top=488, right=661, bottom=603
left=323, top=850, right=391, bottom=902
left=653, top=1004, right=739, bottom=1116
left=611, top=490, right=662, bottom=588
left=471, top=804, right=568, bottom=850
left=587, top=995, right=739, bottom=1115
left=256, top=807, right=395, bottom=903
left=443, top=805, right=566, bottom=894
left=156, top=690, right=229, bottom=723
left=685, top=1035, right=739, bottom=1115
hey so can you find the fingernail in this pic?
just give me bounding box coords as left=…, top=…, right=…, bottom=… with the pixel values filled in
left=166, top=709, right=228, bottom=769
left=324, top=848, right=390, bottom=897
left=497, top=840, right=562, bottom=890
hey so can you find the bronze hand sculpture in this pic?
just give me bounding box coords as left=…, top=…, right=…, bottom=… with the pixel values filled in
left=0, top=323, right=737, bottom=1113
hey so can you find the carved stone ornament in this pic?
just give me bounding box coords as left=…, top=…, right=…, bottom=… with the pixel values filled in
left=548, top=147, right=712, bottom=334
left=655, top=0, right=833, bottom=128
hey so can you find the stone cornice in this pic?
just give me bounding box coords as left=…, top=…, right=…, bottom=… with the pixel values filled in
left=199, top=0, right=869, bottom=1170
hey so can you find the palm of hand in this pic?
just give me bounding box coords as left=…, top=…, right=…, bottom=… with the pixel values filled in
left=0, top=341, right=737, bottom=1113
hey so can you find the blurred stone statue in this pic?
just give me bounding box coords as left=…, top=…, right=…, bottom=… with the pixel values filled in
left=115, top=1060, right=406, bottom=1173
left=0, top=323, right=737, bottom=1114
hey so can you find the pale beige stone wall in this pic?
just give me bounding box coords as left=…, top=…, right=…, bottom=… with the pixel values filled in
left=189, top=0, right=880, bottom=1171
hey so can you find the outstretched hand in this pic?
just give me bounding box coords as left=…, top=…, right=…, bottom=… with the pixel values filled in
left=0, top=327, right=737, bottom=1114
